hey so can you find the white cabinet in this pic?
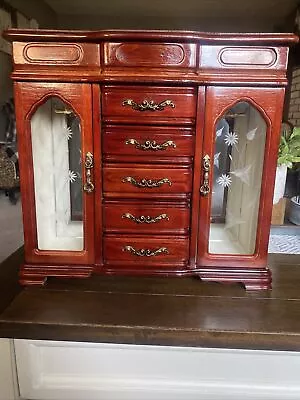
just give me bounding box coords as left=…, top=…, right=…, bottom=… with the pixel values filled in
left=14, top=339, right=300, bottom=400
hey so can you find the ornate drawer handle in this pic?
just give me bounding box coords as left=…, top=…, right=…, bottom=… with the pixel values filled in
left=122, top=213, right=169, bottom=224
left=122, top=99, right=175, bottom=112
left=200, top=154, right=211, bottom=196
left=83, top=152, right=95, bottom=193
left=122, top=176, right=172, bottom=188
left=125, top=139, right=176, bottom=151
left=123, top=245, right=169, bottom=257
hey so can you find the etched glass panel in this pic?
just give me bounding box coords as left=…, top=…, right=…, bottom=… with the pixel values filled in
left=209, top=102, right=267, bottom=255
left=31, top=98, right=83, bottom=250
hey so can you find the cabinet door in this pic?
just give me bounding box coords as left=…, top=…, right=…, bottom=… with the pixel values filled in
left=15, top=82, right=94, bottom=265
left=197, top=87, right=285, bottom=267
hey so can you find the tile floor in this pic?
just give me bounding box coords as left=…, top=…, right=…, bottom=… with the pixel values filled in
left=0, top=192, right=23, bottom=264
left=268, top=234, right=300, bottom=254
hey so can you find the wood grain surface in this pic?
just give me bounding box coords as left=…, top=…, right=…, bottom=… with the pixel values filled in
left=0, top=249, right=300, bottom=351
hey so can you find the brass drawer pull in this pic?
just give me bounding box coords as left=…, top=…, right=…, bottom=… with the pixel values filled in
left=122, top=99, right=175, bottom=112
left=200, top=154, right=211, bottom=196
left=122, top=176, right=172, bottom=188
left=123, top=245, right=169, bottom=257
left=125, top=138, right=176, bottom=151
left=83, top=152, right=95, bottom=193
left=122, top=212, right=169, bottom=224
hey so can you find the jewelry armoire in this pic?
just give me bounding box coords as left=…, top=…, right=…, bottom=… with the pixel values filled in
left=4, top=29, right=298, bottom=289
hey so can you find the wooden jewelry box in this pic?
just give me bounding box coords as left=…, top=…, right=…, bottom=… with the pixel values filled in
left=3, top=29, right=298, bottom=289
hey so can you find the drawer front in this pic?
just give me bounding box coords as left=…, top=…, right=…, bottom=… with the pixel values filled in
left=103, top=125, right=194, bottom=157
left=14, top=42, right=100, bottom=67
left=103, top=42, right=197, bottom=68
left=104, top=203, right=190, bottom=234
left=104, top=236, right=189, bottom=266
left=102, top=86, right=196, bottom=123
left=103, top=165, right=192, bottom=195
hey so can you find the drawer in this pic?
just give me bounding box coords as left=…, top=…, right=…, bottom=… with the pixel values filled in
left=103, top=42, right=197, bottom=68
left=103, top=165, right=192, bottom=196
left=102, top=86, right=197, bottom=124
left=104, top=236, right=189, bottom=267
left=104, top=203, right=190, bottom=234
left=103, top=125, right=194, bottom=158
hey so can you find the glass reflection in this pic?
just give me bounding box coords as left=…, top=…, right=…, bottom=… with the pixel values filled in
left=209, top=102, right=267, bottom=255
left=31, top=97, right=83, bottom=251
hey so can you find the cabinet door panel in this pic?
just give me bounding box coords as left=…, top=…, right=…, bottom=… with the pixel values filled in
left=15, top=82, right=95, bottom=265
left=197, top=86, right=285, bottom=267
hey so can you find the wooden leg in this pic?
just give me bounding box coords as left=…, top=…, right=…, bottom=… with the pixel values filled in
left=19, top=264, right=93, bottom=286
left=196, top=266, right=272, bottom=290
left=19, top=275, right=48, bottom=286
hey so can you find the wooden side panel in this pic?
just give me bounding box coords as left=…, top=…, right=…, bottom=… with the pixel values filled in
left=93, top=84, right=104, bottom=266
left=189, top=86, right=205, bottom=268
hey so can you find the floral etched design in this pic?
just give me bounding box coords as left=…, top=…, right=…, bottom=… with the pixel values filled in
left=216, top=173, right=232, bottom=188
left=214, top=152, right=221, bottom=168
left=64, top=126, right=73, bottom=141
left=216, top=126, right=224, bottom=138
left=224, top=131, right=239, bottom=146
left=68, top=170, right=77, bottom=183
left=246, top=127, right=258, bottom=141
left=230, top=164, right=252, bottom=185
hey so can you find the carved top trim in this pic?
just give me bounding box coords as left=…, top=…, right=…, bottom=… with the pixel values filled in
left=3, top=29, right=298, bottom=45
left=115, top=43, right=185, bottom=65
left=24, top=43, right=83, bottom=64
left=219, top=47, right=277, bottom=67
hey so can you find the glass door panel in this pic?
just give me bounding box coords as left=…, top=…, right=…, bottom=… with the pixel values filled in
left=31, top=97, right=84, bottom=251
left=209, top=101, right=267, bottom=255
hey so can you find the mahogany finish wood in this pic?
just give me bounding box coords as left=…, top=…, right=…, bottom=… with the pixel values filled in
left=103, top=42, right=197, bottom=68
left=102, top=86, right=197, bottom=124
left=103, top=203, right=190, bottom=235
left=197, top=86, right=285, bottom=274
left=103, top=236, right=189, bottom=268
left=14, top=82, right=95, bottom=271
left=103, top=164, right=193, bottom=195
left=4, top=29, right=298, bottom=289
left=93, top=84, right=104, bottom=267
left=13, top=42, right=100, bottom=67
left=102, top=125, right=195, bottom=158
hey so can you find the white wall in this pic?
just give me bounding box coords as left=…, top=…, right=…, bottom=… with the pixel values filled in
left=0, top=0, right=57, bottom=107
left=5, top=0, right=57, bottom=29
left=0, top=339, right=18, bottom=400
left=57, top=14, right=277, bottom=32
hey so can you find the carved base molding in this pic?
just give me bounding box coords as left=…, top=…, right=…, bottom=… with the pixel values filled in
left=197, top=266, right=272, bottom=290
left=20, top=263, right=271, bottom=290
left=20, top=264, right=94, bottom=286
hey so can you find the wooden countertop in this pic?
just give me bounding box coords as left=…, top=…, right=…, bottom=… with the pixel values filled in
left=0, top=249, right=300, bottom=351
